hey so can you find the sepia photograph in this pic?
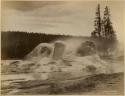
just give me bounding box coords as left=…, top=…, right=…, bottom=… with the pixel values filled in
left=1, top=0, right=124, bottom=95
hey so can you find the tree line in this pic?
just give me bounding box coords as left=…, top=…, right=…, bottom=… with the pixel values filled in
left=1, top=31, right=87, bottom=59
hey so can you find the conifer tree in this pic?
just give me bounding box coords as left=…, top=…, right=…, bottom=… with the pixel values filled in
left=91, top=4, right=101, bottom=38
left=101, top=6, right=116, bottom=41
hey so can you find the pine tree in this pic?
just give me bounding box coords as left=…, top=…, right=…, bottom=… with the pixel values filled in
left=101, top=6, right=116, bottom=41
left=91, top=4, right=101, bottom=38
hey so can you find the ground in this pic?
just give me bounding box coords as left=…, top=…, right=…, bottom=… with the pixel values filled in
left=1, top=55, right=124, bottom=95
left=1, top=72, right=124, bottom=95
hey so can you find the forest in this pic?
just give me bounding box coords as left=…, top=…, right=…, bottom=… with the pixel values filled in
left=1, top=31, right=89, bottom=59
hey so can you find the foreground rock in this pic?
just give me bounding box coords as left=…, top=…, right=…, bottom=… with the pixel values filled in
left=1, top=72, right=124, bottom=95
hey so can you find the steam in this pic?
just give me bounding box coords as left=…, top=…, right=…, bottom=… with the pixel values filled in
left=52, top=38, right=124, bottom=74
left=29, top=39, right=124, bottom=80
left=2, top=38, right=123, bottom=81
left=64, top=38, right=83, bottom=53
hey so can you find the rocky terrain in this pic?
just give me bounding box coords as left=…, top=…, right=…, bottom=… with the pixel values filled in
left=1, top=72, right=124, bottom=95
left=1, top=40, right=124, bottom=95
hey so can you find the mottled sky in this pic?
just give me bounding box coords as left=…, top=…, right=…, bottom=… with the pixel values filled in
left=1, top=1, right=124, bottom=42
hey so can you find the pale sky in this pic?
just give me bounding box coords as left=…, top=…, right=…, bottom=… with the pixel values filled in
left=1, top=1, right=125, bottom=42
